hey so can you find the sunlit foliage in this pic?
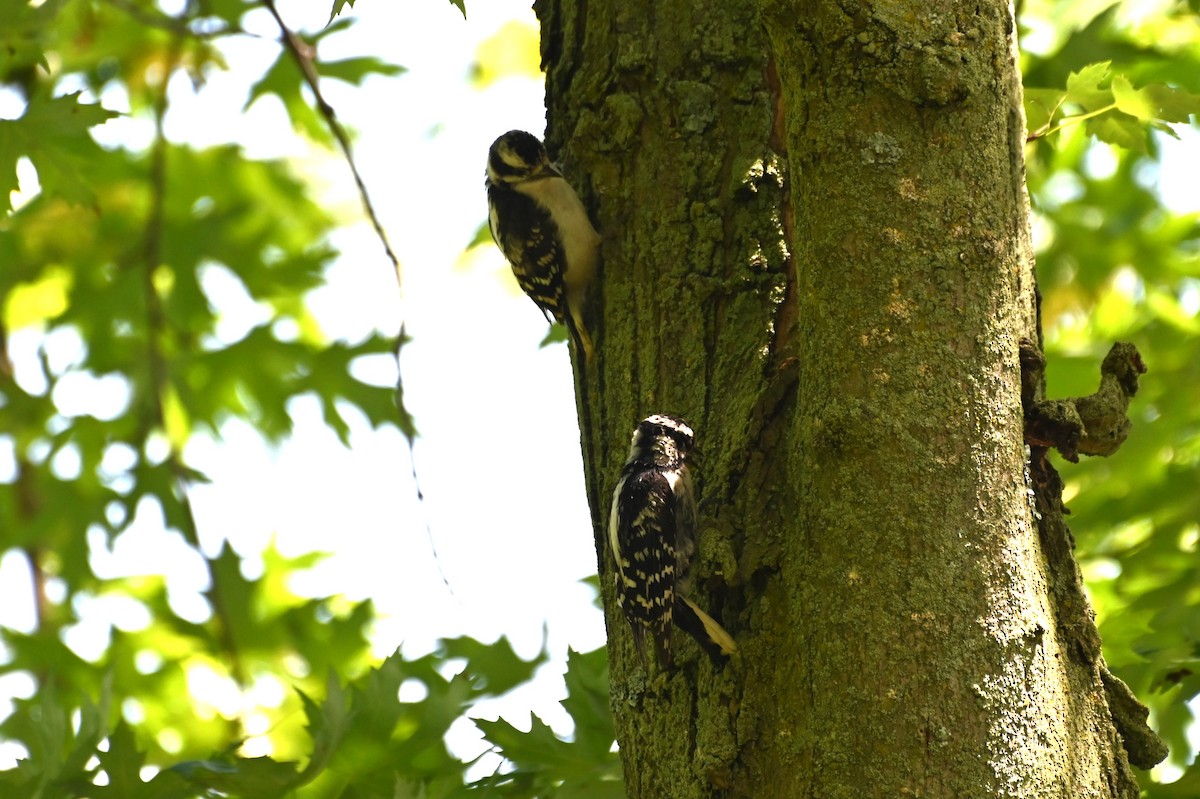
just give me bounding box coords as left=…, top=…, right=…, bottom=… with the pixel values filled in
left=1, top=0, right=617, bottom=795
left=1022, top=0, right=1200, bottom=791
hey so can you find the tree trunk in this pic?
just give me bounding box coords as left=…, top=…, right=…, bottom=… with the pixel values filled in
left=535, top=0, right=1146, bottom=795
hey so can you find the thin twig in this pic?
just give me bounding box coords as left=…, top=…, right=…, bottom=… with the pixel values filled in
left=260, top=1, right=453, bottom=596
left=260, top=0, right=401, bottom=281
left=1027, top=102, right=1118, bottom=142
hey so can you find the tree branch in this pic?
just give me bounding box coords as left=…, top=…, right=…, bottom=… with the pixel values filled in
left=259, top=0, right=401, bottom=281
left=1021, top=340, right=1146, bottom=462
left=1022, top=340, right=1166, bottom=779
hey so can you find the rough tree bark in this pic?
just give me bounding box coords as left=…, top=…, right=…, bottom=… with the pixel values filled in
left=534, top=0, right=1162, bottom=795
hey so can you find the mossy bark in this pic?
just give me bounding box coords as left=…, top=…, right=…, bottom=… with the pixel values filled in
left=535, top=0, right=1142, bottom=795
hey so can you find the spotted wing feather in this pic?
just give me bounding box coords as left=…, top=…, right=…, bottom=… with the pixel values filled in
left=611, top=469, right=677, bottom=670
left=486, top=183, right=568, bottom=325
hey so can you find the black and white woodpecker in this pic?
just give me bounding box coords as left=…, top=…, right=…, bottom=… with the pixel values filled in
left=609, top=414, right=737, bottom=670
left=485, top=130, right=600, bottom=363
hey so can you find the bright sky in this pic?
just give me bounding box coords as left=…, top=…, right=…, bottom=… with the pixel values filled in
left=0, top=0, right=603, bottom=769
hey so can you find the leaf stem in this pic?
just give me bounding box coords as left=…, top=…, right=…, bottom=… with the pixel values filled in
left=1028, top=102, right=1118, bottom=141
left=259, top=0, right=401, bottom=284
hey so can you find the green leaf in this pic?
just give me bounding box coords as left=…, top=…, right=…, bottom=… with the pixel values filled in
left=1086, top=115, right=1146, bottom=151
left=1141, top=84, right=1200, bottom=124
left=0, top=129, right=21, bottom=209
left=352, top=651, right=406, bottom=737
left=205, top=542, right=259, bottom=652
left=1024, top=87, right=1066, bottom=135
left=441, top=635, right=548, bottom=697
left=1150, top=120, right=1181, bottom=140
left=0, top=92, right=119, bottom=211
left=17, top=91, right=118, bottom=142
left=196, top=0, right=254, bottom=27
left=448, top=0, right=466, bottom=19
left=467, top=220, right=495, bottom=249
left=245, top=53, right=330, bottom=144
left=95, top=721, right=147, bottom=796
left=299, top=672, right=353, bottom=781
left=328, top=0, right=354, bottom=22
left=66, top=690, right=113, bottom=777
left=539, top=323, right=570, bottom=349
left=1147, top=291, right=1200, bottom=333
left=315, top=57, right=406, bottom=85
left=1064, top=61, right=1112, bottom=111
left=560, top=648, right=615, bottom=758
left=0, top=0, right=53, bottom=85
left=470, top=655, right=622, bottom=795
left=1149, top=762, right=1200, bottom=797
left=312, top=16, right=356, bottom=41
left=474, top=713, right=575, bottom=769
left=1111, top=75, right=1155, bottom=121
left=168, top=756, right=299, bottom=795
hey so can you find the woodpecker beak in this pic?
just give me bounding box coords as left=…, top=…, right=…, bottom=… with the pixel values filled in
left=543, top=161, right=564, bottom=178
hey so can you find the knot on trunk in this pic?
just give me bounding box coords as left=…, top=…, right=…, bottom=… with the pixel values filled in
left=1020, top=340, right=1146, bottom=463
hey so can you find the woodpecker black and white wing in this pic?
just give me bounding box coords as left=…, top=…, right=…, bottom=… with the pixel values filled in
left=609, top=469, right=678, bottom=671
left=484, top=130, right=598, bottom=363
left=486, top=184, right=566, bottom=325
left=609, top=414, right=734, bottom=670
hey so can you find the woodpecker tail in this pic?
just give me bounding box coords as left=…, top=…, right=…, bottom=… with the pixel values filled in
left=674, top=596, right=736, bottom=665
left=565, top=312, right=594, bottom=366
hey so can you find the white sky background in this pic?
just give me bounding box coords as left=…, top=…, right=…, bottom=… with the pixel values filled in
left=0, top=0, right=604, bottom=768
left=2, top=0, right=1199, bottom=778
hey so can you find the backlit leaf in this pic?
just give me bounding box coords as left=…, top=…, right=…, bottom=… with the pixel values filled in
left=1065, top=61, right=1112, bottom=111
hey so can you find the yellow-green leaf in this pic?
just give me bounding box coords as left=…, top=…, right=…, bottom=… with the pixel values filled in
left=1087, top=115, right=1146, bottom=151
left=472, top=21, right=541, bottom=88
left=1142, top=84, right=1200, bottom=124
left=3, top=267, right=71, bottom=329
left=1025, top=88, right=1067, bottom=134
left=1111, top=75, right=1156, bottom=121
left=1065, top=61, right=1112, bottom=111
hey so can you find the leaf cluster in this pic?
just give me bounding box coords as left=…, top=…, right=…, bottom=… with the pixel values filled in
left=0, top=638, right=618, bottom=798
left=1, top=0, right=618, bottom=794
left=1027, top=61, right=1200, bottom=150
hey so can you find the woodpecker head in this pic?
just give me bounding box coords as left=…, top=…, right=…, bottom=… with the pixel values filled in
left=486, top=130, right=560, bottom=186
left=626, top=414, right=695, bottom=469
